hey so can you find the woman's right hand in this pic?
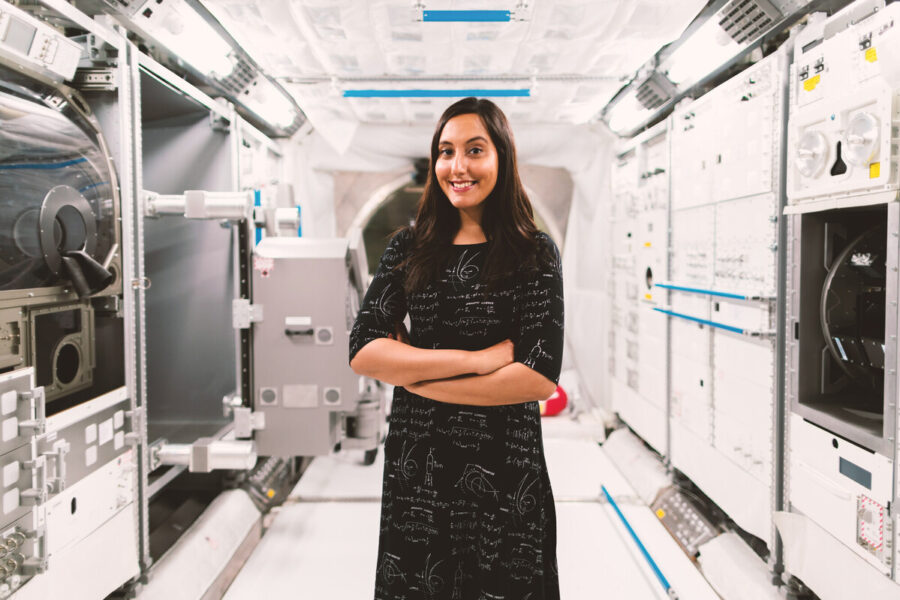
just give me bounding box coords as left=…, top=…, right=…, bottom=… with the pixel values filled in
left=474, top=339, right=514, bottom=375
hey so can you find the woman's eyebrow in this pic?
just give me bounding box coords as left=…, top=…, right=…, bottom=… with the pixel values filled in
left=439, top=136, right=487, bottom=146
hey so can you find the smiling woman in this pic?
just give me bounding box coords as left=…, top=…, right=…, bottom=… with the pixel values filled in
left=349, top=97, right=564, bottom=600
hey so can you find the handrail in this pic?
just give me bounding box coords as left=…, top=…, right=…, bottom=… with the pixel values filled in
left=601, top=485, right=679, bottom=599
left=654, top=282, right=774, bottom=302
left=652, top=308, right=775, bottom=338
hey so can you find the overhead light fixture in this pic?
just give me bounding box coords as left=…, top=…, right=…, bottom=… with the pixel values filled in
left=132, top=0, right=235, bottom=79
left=240, top=77, right=298, bottom=129
left=421, top=10, right=511, bottom=22
left=661, top=0, right=782, bottom=86
left=604, top=88, right=653, bottom=136
left=662, top=18, right=742, bottom=85
left=343, top=89, right=530, bottom=98
left=602, top=72, right=673, bottom=135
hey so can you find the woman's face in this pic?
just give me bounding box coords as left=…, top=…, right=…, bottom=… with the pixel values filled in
left=435, top=113, right=499, bottom=214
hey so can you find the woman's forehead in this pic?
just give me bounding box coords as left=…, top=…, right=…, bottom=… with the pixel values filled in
left=439, top=113, right=491, bottom=143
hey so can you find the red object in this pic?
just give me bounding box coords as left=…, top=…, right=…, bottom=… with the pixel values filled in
left=540, top=386, right=568, bottom=416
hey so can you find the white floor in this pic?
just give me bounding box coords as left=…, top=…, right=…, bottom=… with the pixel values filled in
left=224, top=415, right=720, bottom=599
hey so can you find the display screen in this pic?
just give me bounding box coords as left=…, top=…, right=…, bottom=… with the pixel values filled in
left=839, top=457, right=872, bottom=490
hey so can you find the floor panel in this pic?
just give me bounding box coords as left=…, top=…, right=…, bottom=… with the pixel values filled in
left=225, top=417, right=719, bottom=599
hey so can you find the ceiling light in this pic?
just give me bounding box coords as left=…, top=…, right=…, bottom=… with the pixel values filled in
left=604, top=88, right=653, bottom=135
left=343, top=89, right=530, bottom=98
left=241, top=77, right=298, bottom=129
left=133, top=0, right=235, bottom=79
left=421, top=10, right=511, bottom=22
left=661, top=17, right=743, bottom=85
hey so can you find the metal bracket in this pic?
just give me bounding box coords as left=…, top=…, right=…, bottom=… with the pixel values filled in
left=233, top=299, right=264, bottom=329
left=233, top=406, right=266, bottom=439
left=209, top=112, right=231, bottom=133
left=43, top=439, right=70, bottom=494
left=72, top=67, right=117, bottom=91
left=15, top=387, right=46, bottom=439
left=148, top=438, right=167, bottom=472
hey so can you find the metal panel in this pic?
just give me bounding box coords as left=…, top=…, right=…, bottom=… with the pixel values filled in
left=141, top=65, right=236, bottom=432
left=250, top=238, right=373, bottom=457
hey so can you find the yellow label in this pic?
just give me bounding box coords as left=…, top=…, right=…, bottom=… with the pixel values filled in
left=656, top=509, right=666, bottom=519
left=870, top=162, right=881, bottom=178
left=645, top=294, right=653, bottom=300
left=266, top=488, right=275, bottom=499
left=803, top=74, right=821, bottom=92
left=644, top=242, right=652, bottom=247
left=866, top=47, right=878, bottom=63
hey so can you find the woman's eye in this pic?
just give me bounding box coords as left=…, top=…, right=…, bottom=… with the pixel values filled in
left=439, top=148, right=453, bottom=157
left=469, top=147, right=483, bottom=155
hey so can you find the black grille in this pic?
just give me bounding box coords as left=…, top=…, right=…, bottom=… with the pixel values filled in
left=218, top=53, right=257, bottom=97
left=635, top=76, right=672, bottom=110
left=718, top=0, right=782, bottom=45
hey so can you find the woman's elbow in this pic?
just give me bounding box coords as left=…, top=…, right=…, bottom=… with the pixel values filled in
left=534, top=378, right=557, bottom=402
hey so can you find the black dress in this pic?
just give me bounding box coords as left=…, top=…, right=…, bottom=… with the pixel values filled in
left=349, top=229, right=564, bottom=600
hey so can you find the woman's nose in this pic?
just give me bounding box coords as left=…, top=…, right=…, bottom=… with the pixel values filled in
left=451, top=153, right=467, bottom=174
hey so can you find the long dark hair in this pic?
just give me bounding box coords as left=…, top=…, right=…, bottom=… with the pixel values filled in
left=401, top=97, right=542, bottom=294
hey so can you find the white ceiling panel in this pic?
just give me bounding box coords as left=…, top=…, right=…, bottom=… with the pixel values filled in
left=204, top=0, right=707, bottom=149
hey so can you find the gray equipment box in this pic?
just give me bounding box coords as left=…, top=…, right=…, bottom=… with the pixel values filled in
left=249, top=236, right=378, bottom=457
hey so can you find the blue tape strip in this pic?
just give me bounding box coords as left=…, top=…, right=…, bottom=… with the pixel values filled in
left=423, top=10, right=511, bottom=22
left=254, top=189, right=262, bottom=246
left=601, top=485, right=673, bottom=595
left=652, top=308, right=745, bottom=334
left=296, top=206, right=302, bottom=237
left=343, top=89, right=530, bottom=98
left=654, top=283, right=748, bottom=300
left=0, top=157, right=88, bottom=170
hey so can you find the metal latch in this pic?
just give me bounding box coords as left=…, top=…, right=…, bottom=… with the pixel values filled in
left=43, top=439, right=70, bottom=494
left=233, top=299, right=264, bottom=329
left=232, top=406, right=266, bottom=439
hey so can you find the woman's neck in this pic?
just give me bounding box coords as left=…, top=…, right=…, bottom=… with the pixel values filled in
left=454, top=209, right=487, bottom=244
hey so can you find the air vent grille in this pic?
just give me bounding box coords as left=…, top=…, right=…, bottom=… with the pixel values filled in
left=635, top=75, right=673, bottom=111
left=718, top=0, right=782, bottom=45
left=218, top=53, right=257, bottom=96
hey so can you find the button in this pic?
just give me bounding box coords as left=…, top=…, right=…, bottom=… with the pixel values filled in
left=2, top=462, right=18, bottom=488
left=98, top=419, right=113, bottom=445
left=113, top=411, right=124, bottom=430
left=85, top=445, right=98, bottom=467
left=2, top=489, right=18, bottom=515
left=1, top=419, right=17, bottom=442
left=85, top=423, right=97, bottom=444
left=0, top=392, right=16, bottom=416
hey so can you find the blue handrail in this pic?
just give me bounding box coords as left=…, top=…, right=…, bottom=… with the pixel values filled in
left=652, top=308, right=745, bottom=335
left=654, top=283, right=772, bottom=301
left=601, top=485, right=678, bottom=599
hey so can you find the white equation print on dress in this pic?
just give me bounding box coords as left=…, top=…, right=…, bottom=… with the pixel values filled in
left=447, top=249, right=481, bottom=289
left=455, top=464, right=499, bottom=499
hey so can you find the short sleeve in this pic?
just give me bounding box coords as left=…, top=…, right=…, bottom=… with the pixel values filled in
left=349, top=229, right=410, bottom=365
left=514, top=234, right=565, bottom=386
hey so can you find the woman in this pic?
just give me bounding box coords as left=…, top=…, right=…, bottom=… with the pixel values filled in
left=349, top=97, right=564, bottom=599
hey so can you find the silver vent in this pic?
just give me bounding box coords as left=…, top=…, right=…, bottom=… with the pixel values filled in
left=217, top=53, right=257, bottom=97
left=635, top=74, right=675, bottom=111
left=718, top=0, right=782, bottom=45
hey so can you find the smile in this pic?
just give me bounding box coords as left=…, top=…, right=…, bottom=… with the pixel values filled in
left=450, top=180, right=476, bottom=191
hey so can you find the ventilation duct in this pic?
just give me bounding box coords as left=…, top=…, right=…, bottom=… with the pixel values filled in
left=718, top=0, right=783, bottom=45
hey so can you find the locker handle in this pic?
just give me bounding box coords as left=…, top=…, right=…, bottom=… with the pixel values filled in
left=285, top=328, right=314, bottom=337
left=654, top=283, right=774, bottom=302
left=652, top=308, right=775, bottom=338
left=793, top=458, right=853, bottom=501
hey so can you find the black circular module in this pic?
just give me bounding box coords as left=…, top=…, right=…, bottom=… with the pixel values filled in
left=820, top=224, right=886, bottom=391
